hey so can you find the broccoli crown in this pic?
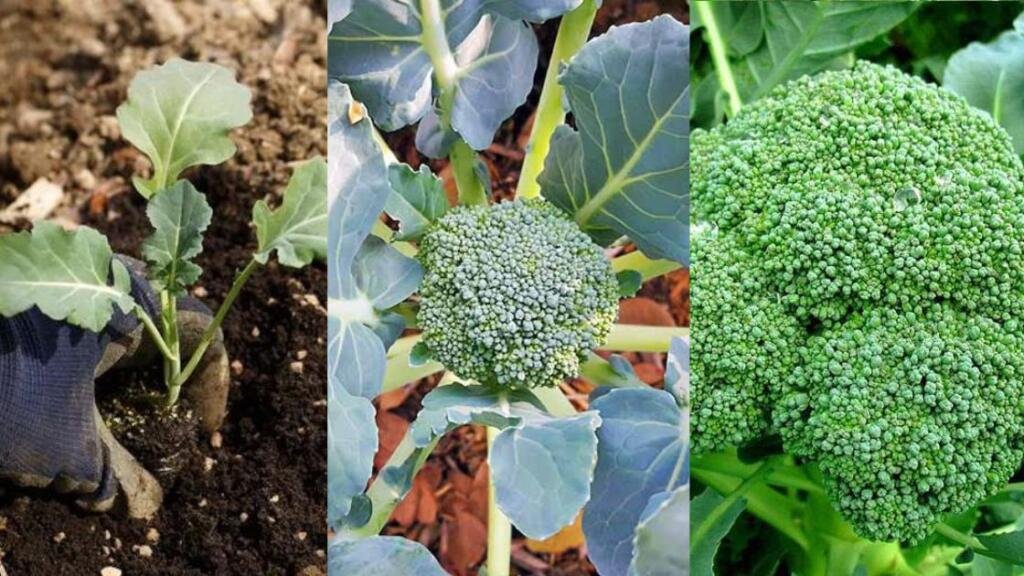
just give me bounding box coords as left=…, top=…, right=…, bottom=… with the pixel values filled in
left=691, top=62, right=1024, bottom=542
left=417, top=199, right=618, bottom=389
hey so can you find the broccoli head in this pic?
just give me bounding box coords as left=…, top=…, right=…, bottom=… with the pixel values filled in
left=417, top=199, right=618, bottom=389
left=692, top=61, right=1024, bottom=542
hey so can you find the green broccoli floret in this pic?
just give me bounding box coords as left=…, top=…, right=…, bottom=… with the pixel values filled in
left=692, top=61, right=1024, bottom=543
left=691, top=230, right=802, bottom=453
left=417, top=199, right=618, bottom=389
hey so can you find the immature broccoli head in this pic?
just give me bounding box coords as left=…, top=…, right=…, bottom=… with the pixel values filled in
left=692, top=62, right=1024, bottom=542
left=417, top=200, right=618, bottom=389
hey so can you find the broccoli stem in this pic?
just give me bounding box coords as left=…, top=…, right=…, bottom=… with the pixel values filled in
left=611, top=250, right=682, bottom=282
left=173, top=258, right=260, bottom=394
left=418, top=0, right=488, bottom=205
left=486, top=424, right=513, bottom=576
left=515, top=0, right=599, bottom=200
left=602, top=324, right=689, bottom=352
left=694, top=0, right=742, bottom=116
left=134, top=304, right=176, bottom=363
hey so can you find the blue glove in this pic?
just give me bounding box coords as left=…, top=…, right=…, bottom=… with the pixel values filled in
left=0, top=257, right=229, bottom=517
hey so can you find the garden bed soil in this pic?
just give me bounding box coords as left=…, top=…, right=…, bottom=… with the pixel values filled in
left=0, top=0, right=327, bottom=574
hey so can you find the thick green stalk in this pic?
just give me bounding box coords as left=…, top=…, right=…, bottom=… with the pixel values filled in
left=694, top=0, right=742, bottom=116
left=160, top=291, right=182, bottom=404
left=173, top=259, right=260, bottom=393
left=134, top=305, right=176, bottom=361
left=419, top=0, right=487, bottom=205
left=611, top=251, right=682, bottom=281
left=602, top=324, right=689, bottom=352
left=515, top=0, right=599, bottom=199
left=486, top=426, right=513, bottom=576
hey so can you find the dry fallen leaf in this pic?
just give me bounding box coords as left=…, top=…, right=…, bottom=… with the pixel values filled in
left=525, top=512, right=586, bottom=554
left=633, top=362, right=665, bottom=385
left=618, top=297, right=676, bottom=327
left=374, top=411, right=409, bottom=469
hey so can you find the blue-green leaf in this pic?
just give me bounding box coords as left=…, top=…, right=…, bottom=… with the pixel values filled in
left=976, top=529, right=1024, bottom=565
left=384, top=163, right=447, bottom=241
left=690, top=487, right=747, bottom=576
left=116, top=58, right=252, bottom=198
left=944, top=24, right=1024, bottom=154
left=409, top=384, right=542, bottom=446
left=630, top=485, right=689, bottom=576
left=142, top=180, right=212, bottom=295
left=491, top=410, right=602, bottom=539
left=329, top=388, right=378, bottom=524
left=328, top=81, right=419, bottom=525
left=0, top=222, right=134, bottom=332
left=482, top=0, right=583, bottom=23
left=351, top=236, right=423, bottom=310
left=329, top=1, right=575, bottom=153
left=666, top=337, right=690, bottom=406
left=407, top=383, right=601, bottom=540
left=583, top=386, right=687, bottom=575
left=540, top=16, right=690, bottom=265
left=329, top=536, right=447, bottom=576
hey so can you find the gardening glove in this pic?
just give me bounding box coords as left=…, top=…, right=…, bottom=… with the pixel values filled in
left=0, top=256, right=229, bottom=519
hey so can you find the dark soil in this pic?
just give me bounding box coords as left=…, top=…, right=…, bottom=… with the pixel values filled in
left=0, top=0, right=327, bottom=574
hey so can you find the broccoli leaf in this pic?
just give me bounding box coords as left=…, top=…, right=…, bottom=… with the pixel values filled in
left=540, top=16, right=690, bottom=265
left=329, top=0, right=574, bottom=153
left=116, top=58, right=252, bottom=198
left=976, top=529, right=1024, bottom=565
left=328, top=536, right=447, bottom=576
left=491, top=410, right=602, bottom=540
left=328, top=82, right=422, bottom=523
left=0, top=222, right=134, bottom=332
left=944, top=24, right=1024, bottom=154
left=630, top=485, right=690, bottom=576
left=706, top=1, right=918, bottom=103
left=384, top=163, right=447, bottom=241
left=582, top=386, right=688, bottom=576
left=254, top=158, right=328, bottom=267
left=142, top=180, right=212, bottom=295
left=690, top=487, right=747, bottom=576
left=408, top=383, right=601, bottom=540
left=409, top=384, right=543, bottom=445
left=329, top=387, right=378, bottom=525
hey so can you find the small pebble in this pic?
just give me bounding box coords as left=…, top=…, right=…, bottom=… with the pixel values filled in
left=193, top=286, right=208, bottom=298
left=146, top=528, right=160, bottom=543
left=296, top=350, right=308, bottom=360
left=269, top=495, right=280, bottom=504
left=101, top=568, right=122, bottom=576
left=204, top=457, right=216, bottom=472
left=240, top=512, right=249, bottom=522
left=53, top=532, right=65, bottom=544
left=231, top=360, right=244, bottom=376
left=295, top=531, right=308, bottom=542
left=210, top=432, right=223, bottom=449
left=136, top=545, right=153, bottom=558
left=289, top=361, right=304, bottom=374
left=104, top=530, right=111, bottom=541
left=251, top=327, right=260, bottom=338
left=198, top=499, right=208, bottom=508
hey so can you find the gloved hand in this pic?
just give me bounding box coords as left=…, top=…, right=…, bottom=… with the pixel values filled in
left=0, top=256, right=229, bottom=519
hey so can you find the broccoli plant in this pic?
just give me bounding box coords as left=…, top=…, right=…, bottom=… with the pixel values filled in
left=328, top=2, right=688, bottom=574
left=692, top=3, right=1024, bottom=573
left=0, top=58, right=327, bottom=406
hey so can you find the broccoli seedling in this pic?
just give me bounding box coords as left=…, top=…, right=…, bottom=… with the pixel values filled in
left=417, top=199, right=619, bottom=389
left=692, top=61, right=1024, bottom=543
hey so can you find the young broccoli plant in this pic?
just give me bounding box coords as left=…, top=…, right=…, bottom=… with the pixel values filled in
left=0, top=58, right=327, bottom=407
left=329, top=3, right=688, bottom=575
left=692, top=6, right=1024, bottom=571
